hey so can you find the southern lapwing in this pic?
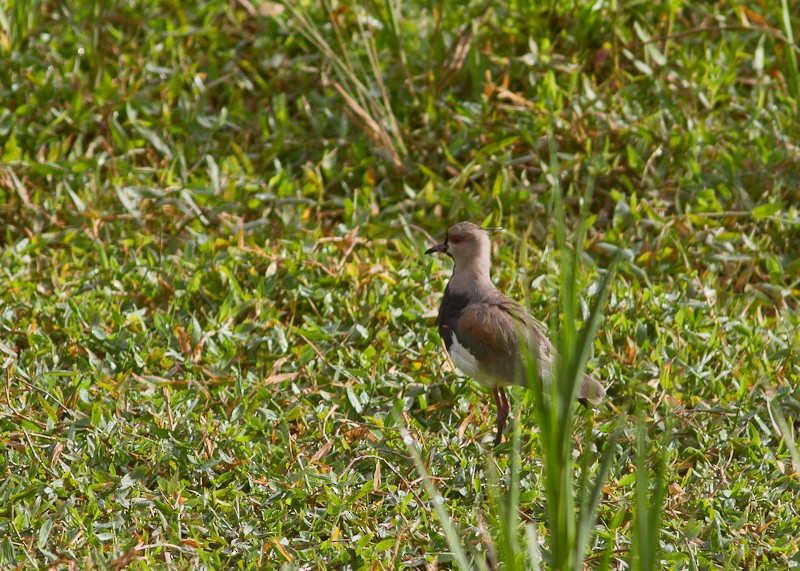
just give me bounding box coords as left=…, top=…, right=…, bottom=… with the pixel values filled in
left=426, top=221, right=605, bottom=446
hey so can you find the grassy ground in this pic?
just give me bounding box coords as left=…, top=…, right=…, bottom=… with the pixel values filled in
left=2, top=0, right=800, bottom=568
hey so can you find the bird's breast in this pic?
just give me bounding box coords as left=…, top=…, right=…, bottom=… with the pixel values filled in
left=437, top=290, right=470, bottom=342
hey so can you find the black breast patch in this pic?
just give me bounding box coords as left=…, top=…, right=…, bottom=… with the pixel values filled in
left=437, top=289, right=470, bottom=352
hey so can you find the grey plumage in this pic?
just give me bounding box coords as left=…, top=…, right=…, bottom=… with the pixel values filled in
left=426, top=221, right=605, bottom=446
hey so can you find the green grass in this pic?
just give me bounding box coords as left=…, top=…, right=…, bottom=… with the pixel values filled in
left=2, top=0, right=800, bottom=568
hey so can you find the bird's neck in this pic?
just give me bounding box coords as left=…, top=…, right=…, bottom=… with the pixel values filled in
left=447, top=259, right=494, bottom=296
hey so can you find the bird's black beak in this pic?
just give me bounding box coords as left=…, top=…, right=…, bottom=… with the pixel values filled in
left=425, top=241, right=448, bottom=255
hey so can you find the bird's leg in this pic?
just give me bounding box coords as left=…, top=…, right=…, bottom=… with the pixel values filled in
left=499, top=387, right=509, bottom=441
left=493, top=386, right=509, bottom=447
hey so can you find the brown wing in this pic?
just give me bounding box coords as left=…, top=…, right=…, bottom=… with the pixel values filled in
left=453, top=297, right=553, bottom=388
left=499, top=299, right=605, bottom=404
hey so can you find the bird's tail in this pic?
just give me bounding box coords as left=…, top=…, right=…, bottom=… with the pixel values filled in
left=578, top=374, right=606, bottom=406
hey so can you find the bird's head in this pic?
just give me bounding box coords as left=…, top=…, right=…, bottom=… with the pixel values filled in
left=425, top=222, right=493, bottom=271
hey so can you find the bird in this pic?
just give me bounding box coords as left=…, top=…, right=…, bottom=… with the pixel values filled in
left=425, top=221, right=605, bottom=446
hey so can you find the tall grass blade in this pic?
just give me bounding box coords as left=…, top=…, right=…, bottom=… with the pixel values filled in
left=573, top=252, right=623, bottom=391
left=482, top=413, right=525, bottom=570
left=631, top=422, right=667, bottom=571
left=402, top=428, right=482, bottom=571
left=575, top=420, right=621, bottom=562
left=524, top=523, right=541, bottom=571
left=506, top=411, right=524, bottom=566
left=519, top=125, right=619, bottom=569
left=780, top=0, right=800, bottom=118
left=767, top=398, right=800, bottom=474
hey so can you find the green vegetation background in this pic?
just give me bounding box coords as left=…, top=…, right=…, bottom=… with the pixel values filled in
left=1, top=0, right=800, bottom=568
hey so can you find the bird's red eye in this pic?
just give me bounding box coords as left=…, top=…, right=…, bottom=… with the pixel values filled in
left=450, top=236, right=462, bottom=244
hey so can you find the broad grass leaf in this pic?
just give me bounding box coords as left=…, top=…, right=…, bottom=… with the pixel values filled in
left=752, top=203, right=781, bottom=219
